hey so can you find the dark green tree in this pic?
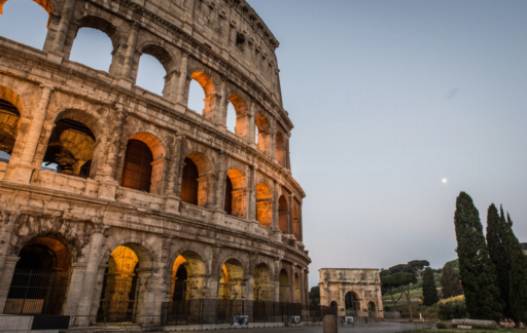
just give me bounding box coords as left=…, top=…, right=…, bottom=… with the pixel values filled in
left=309, top=286, right=320, bottom=308
left=454, top=192, right=502, bottom=320
left=503, top=213, right=527, bottom=324
left=440, top=260, right=463, bottom=298
left=422, top=267, right=439, bottom=306
left=486, top=204, right=510, bottom=317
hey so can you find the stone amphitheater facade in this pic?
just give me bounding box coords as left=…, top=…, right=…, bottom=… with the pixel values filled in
left=0, top=0, right=309, bottom=328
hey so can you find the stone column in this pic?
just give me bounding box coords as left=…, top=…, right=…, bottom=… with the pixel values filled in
left=215, top=81, right=228, bottom=127
left=0, top=211, right=17, bottom=273
left=111, top=23, right=139, bottom=84
left=163, top=67, right=180, bottom=103
left=247, top=166, right=256, bottom=221
left=214, top=152, right=227, bottom=211
left=74, top=231, right=105, bottom=326
left=0, top=256, right=19, bottom=313
left=271, top=181, right=279, bottom=231
left=175, top=54, right=189, bottom=106
left=63, top=263, right=87, bottom=317
left=43, top=0, right=77, bottom=61
left=288, top=194, right=295, bottom=234
left=269, top=119, right=277, bottom=159
left=247, top=102, right=256, bottom=145
left=5, top=86, right=52, bottom=184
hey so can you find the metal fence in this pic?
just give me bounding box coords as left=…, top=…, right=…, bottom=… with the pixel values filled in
left=161, top=299, right=304, bottom=325
left=4, top=270, right=68, bottom=315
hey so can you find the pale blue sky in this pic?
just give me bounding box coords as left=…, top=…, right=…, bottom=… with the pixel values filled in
left=1, top=0, right=527, bottom=287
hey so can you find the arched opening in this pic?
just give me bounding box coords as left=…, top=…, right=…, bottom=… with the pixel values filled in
left=136, top=54, right=166, bottom=96
left=345, top=291, right=359, bottom=317
left=170, top=252, right=206, bottom=301
left=97, top=245, right=149, bottom=323
left=252, top=263, right=273, bottom=322
left=329, top=301, right=338, bottom=315
left=121, top=133, right=165, bottom=193
left=253, top=264, right=273, bottom=302
left=293, top=273, right=301, bottom=303
left=69, top=17, right=116, bottom=72
left=181, top=158, right=198, bottom=205
left=256, top=182, right=272, bottom=227
left=121, top=140, right=153, bottom=192
left=226, top=102, right=236, bottom=133
left=217, top=259, right=245, bottom=322
left=275, top=131, right=287, bottom=167
left=180, top=154, right=208, bottom=207
left=279, top=269, right=290, bottom=303
left=0, top=98, right=20, bottom=161
left=368, top=301, right=376, bottom=320
left=42, top=117, right=96, bottom=178
left=188, top=71, right=215, bottom=117
left=225, top=168, right=246, bottom=218
left=292, top=200, right=302, bottom=241
left=4, top=236, right=71, bottom=315
left=226, top=95, right=249, bottom=138
left=278, top=195, right=288, bottom=234
left=218, top=259, right=244, bottom=300
left=255, top=112, right=270, bottom=153
left=166, top=252, right=206, bottom=323
left=135, top=45, right=172, bottom=96
left=0, top=0, right=50, bottom=50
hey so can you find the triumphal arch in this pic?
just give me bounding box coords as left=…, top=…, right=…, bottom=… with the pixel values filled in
left=0, top=0, right=309, bottom=329
left=319, top=268, right=384, bottom=320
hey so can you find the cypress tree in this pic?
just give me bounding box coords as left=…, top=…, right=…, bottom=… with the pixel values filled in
left=454, top=192, right=502, bottom=320
left=486, top=204, right=510, bottom=317
left=422, top=267, right=439, bottom=306
left=503, top=213, right=527, bottom=324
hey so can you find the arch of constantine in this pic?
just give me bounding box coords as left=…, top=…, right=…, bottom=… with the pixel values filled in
left=319, top=268, right=384, bottom=321
left=0, top=0, right=309, bottom=329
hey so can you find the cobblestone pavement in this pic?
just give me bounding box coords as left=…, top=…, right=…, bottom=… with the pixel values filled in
left=185, top=321, right=429, bottom=333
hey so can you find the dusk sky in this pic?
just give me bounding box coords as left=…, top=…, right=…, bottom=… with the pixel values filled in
left=1, top=0, right=527, bottom=287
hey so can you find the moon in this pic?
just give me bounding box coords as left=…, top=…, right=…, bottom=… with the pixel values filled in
left=441, top=177, right=448, bottom=184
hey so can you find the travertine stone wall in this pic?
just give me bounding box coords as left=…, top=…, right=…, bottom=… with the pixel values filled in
left=319, top=268, right=384, bottom=320
left=0, top=0, right=309, bottom=328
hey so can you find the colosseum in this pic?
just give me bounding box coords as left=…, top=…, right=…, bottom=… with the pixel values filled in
left=0, top=0, right=309, bottom=330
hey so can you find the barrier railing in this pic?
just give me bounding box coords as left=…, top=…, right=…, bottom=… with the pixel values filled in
left=161, top=299, right=304, bottom=325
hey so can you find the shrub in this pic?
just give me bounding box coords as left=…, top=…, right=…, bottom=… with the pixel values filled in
left=438, top=301, right=467, bottom=320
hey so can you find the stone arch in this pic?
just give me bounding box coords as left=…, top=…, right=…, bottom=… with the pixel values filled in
left=0, top=87, right=22, bottom=161
left=368, top=301, right=377, bottom=319
left=4, top=234, right=71, bottom=315
left=253, top=263, right=273, bottom=301
left=218, top=258, right=245, bottom=300
left=279, top=268, right=290, bottom=302
left=170, top=250, right=206, bottom=301
left=293, top=272, right=301, bottom=303
left=96, top=242, right=155, bottom=323
left=345, top=291, right=360, bottom=316
left=121, top=132, right=166, bottom=194
left=180, top=152, right=209, bottom=207
left=278, top=194, right=288, bottom=234
left=41, top=109, right=100, bottom=178
left=188, top=70, right=216, bottom=119
left=256, top=182, right=273, bottom=227
left=255, top=111, right=270, bottom=153
left=0, top=0, right=53, bottom=50
left=225, top=168, right=246, bottom=218
left=275, top=131, right=287, bottom=166
left=66, top=15, right=119, bottom=71
left=226, top=93, right=249, bottom=138
left=134, top=43, right=175, bottom=96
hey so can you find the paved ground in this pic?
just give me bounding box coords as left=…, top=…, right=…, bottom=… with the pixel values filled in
left=190, top=322, right=429, bottom=333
